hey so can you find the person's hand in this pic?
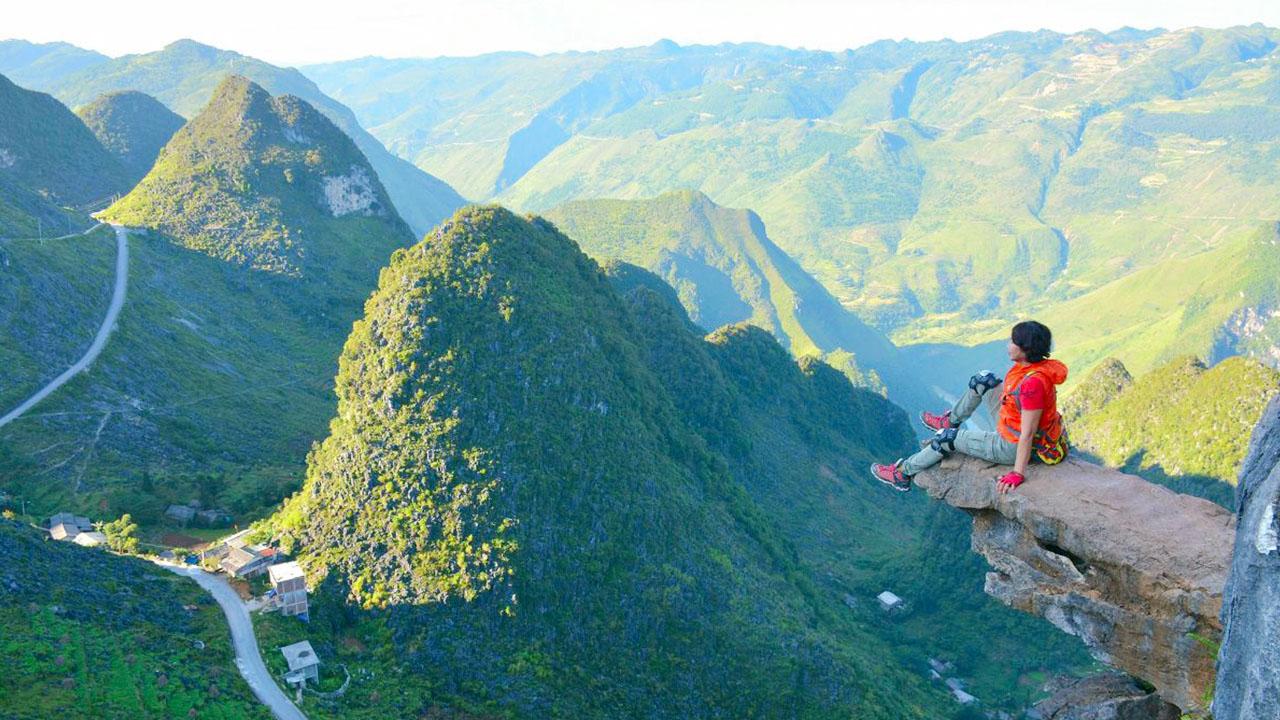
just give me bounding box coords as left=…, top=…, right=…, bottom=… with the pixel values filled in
left=997, top=471, right=1025, bottom=494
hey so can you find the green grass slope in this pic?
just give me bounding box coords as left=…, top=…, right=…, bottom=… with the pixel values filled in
left=29, top=39, right=464, bottom=237
left=76, top=90, right=186, bottom=184
left=259, top=205, right=1088, bottom=718
left=0, top=520, right=267, bottom=719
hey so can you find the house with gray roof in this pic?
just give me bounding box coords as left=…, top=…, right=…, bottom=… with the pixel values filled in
left=280, top=640, right=320, bottom=685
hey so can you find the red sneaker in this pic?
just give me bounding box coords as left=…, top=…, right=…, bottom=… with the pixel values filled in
left=870, top=462, right=912, bottom=492
left=920, top=410, right=954, bottom=432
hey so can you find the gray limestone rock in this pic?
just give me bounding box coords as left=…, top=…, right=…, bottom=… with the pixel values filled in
left=1212, top=395, right=1280, bottom=720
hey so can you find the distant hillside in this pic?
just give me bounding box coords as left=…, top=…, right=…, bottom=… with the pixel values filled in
left=0, top=520, right=266, bottom=718
left=546, top=190, right=916, bottom=399
left=12, top=39, right=465, bottom=237
left=0, top=39, right=106, bottom=89
left=76, top=90, right=185, bottom=184
left=305, top=26, right=1280, bottom=369
left=1065, top=355, right=1280, bottom=505
left=1, top=79, right=417, bottom=526
left=0, top=73, right=129, bottom=235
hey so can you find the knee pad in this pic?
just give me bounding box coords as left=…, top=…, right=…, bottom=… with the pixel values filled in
left=930, top=427, right=959, bottom=455
left=969, top=371, right=1000, bottom=393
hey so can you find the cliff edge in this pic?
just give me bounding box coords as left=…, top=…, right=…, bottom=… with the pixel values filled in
left=914, top=455, right=1234, bottom=712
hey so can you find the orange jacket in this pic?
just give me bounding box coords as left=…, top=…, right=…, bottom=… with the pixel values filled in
left=996, top=359, right=1068, bottom=445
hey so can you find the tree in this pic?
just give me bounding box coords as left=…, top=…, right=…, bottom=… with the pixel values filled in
left=101, top=514, right=139, bottom=554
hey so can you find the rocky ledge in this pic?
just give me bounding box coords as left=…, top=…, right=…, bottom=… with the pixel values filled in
left=914, top=455, right=1234, bottom=713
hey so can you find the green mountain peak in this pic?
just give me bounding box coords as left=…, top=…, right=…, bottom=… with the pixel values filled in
left=104, top=75, right=412, bottom=280
left=75, top=89, right=185, bottom=184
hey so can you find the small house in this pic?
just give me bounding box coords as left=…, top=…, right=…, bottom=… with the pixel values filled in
left=945, top=678, right=978, bottom=705
left=877, top=590, right=904, bottom=612
left=268, top=562, right=308, bottom=617
left=280, top=640, right=320, bottom=685
left=220, top=545, right=272, bottom=578
left=50, top=523, right=80, bottom=541
left=165, top=504, right=196, bottom=525
left=48, top=512, right=92, bottom=533
left=73, top=531, right=108, bottom=547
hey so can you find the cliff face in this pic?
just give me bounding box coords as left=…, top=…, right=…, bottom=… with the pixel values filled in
left=914, top=456, right=1234, bottom=712
left=1213, top=395, right=1280, bottom=720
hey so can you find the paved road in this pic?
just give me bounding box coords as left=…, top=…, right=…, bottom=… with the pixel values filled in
left=157, top=563, right=308, bottom=720
left=0, top=224, right=130, bottom=429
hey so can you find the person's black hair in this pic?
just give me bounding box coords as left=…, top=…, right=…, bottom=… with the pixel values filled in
left=1012, top=320, right=1052, bottom=362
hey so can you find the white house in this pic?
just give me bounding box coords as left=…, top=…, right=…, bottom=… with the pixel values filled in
left=280, top=640, right=320, bottom=685
left=73, top=531, right=108, bottom=547
left=268, top=562, right=308, bottom=617
left=877, top=590, right=904, bottom=612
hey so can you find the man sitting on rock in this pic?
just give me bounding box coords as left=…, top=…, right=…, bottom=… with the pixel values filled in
left=870, top=320, right=1069, bottom=493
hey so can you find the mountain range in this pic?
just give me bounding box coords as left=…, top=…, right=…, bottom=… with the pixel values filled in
left=303, top=25, right=1280, bottom=379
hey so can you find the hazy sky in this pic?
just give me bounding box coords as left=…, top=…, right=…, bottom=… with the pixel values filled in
left=6, top=0, right=1279, bottom=65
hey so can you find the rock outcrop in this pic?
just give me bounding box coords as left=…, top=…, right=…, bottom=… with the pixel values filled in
left=1213, top=395, right=1280, bottom=720
left=914, top=455, right=1234, bottom=712
left=1033, top=673, right=1179, bottom=720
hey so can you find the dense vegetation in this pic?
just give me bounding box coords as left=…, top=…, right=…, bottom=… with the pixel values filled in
left=259, top=205, right=1089, bottom=718
left=76, top=90, right=186, bottom=184
left=1, top=38, right=465, bottom=237
left=0, top=79, right=417, bottom=525
left=0, top=520, right=266, bottom=718
left=1065, top=355, right=1280, bottom=506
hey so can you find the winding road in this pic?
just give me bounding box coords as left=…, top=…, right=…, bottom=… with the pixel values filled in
left=0, top=223, right=130, bottom=429
left=157, top=563, right=308, bottom=720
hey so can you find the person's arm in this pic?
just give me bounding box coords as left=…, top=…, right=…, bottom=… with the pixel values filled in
left=999, top=408, right=1042, bottom=494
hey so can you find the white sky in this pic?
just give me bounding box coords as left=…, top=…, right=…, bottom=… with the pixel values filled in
left=4, top=0, right=1278, bottom=66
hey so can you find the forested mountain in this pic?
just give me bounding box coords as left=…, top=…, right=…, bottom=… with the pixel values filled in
left=0, top=79, right=417, bottom=524
left=0, top=38, right=466, bottom=237
left=76, top=90, right=186, bottom=184
left=0, top=39, right=107, bottom=89
left=268, top=205, right=1088, bottom=717
left=0, top=73, right=130, bottom=235
left=305, top=26, right=1280, bottom=376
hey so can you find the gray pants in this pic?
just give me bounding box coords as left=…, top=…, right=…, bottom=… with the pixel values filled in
left=899, top=372, right=1018, bottom=477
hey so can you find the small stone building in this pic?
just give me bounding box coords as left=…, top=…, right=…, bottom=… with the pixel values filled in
left=280, top=640, right=320, bottom=685
left=268, top=561, right=308, bottom=617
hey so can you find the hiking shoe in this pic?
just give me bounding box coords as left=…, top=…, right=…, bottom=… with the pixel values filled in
left=920, top=410, right=955, bottom=432
left=870, top=462, right=912, bottom=492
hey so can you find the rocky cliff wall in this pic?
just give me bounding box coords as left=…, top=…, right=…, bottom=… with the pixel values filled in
left=1213, top=395, right=1280, bottom=720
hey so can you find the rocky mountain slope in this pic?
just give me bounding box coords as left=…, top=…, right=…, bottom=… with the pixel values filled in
left=76, top=90, right=186, bottom=184
left=0, top=79, right=417, bottom=525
